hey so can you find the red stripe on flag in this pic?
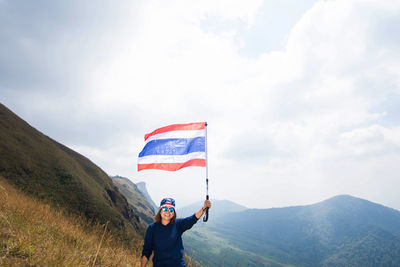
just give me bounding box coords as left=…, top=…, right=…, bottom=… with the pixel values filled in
left=144, top=122, right=205, bottom=141
left=138, top=158, right=206, bottom=171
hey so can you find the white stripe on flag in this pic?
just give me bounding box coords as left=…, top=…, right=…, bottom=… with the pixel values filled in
left=145, top=129, right=205, bottom=143
left=138, top=152, right=206, bottom=164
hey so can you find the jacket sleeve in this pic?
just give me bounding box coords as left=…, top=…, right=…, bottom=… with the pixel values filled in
left=141, top=224, right=153, bottom=259
left=178, top=214, right=199, bottom=233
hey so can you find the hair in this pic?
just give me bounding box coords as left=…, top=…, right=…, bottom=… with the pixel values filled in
left=154, top=208, right=177, bottom=224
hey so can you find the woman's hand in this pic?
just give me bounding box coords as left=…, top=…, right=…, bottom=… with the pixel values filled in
left=141, top=255, right=148, bottom=267
left=203, top=199, right=211, bottom=211
left=196, top=200, right=212, bottom=219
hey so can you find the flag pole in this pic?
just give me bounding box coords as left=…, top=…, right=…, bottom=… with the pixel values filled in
left=203, top=122, right=209, bottom=222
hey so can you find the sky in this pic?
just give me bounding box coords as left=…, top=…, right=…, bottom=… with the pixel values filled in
left=1, top=0, right=400, bottom=210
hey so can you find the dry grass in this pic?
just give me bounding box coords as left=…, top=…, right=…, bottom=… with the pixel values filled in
left=0, top=177, right=143, bottom=266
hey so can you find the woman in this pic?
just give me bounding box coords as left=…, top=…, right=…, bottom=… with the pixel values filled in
left=141, top=197, right=212, bottom=267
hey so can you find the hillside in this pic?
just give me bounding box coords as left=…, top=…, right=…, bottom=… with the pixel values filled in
left=0, top=177, right=142, bottom=266
left=0, top=103, right=144, bottom=240
left=184, top=195, right=400, bottom=266
left=111, top=176, right=155, bottom=225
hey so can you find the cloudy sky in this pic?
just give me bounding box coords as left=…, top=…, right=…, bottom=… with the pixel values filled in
left=1, top=0, right=400, bottom=210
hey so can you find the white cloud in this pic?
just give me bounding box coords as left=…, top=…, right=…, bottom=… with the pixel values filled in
left=334, top=125, right=400, bottom=157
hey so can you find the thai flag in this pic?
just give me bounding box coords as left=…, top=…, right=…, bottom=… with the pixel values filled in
left=138, top=122, right=206, bottom=171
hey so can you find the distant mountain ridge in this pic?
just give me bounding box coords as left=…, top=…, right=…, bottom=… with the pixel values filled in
left=183, top=195, right=400, bottom=266
left=111, top=176, right=155, bottom=224
left=0, top=103, right=144, bottom=240
left=136, top=181, right=158, bottom=212
left=178, top=199, right=247, bottom=219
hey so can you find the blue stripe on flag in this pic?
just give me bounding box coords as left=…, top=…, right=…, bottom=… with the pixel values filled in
left=138, top=137, right=205, bottom=157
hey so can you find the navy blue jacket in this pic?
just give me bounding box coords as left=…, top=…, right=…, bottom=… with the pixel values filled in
left=142, top=214, right=199, bottom=267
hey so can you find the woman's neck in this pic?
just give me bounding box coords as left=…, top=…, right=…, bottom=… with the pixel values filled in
left=161, top=219, right=170, bottom=226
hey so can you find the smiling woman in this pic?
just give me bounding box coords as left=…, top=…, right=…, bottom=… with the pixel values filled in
left=141, top=197, right=211, bottom=267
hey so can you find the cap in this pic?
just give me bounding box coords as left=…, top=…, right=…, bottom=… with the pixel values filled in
left=160, top=197, right=175, bottom=209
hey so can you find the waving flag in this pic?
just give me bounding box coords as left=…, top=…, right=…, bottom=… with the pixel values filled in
left=138, top=122, right=206, bottom=171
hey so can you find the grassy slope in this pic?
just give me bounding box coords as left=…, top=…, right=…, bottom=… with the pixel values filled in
left=0, top=103, right=144, bottom=241
left=0, top=177, right=142, bottom=266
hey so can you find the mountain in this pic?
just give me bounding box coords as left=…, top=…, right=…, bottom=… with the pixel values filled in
left=0, top=103, right=144, bottom=240
left=183, top=195, right=400, bottom=266
left=111, top=176, right=155, bottom=224
left=136, top=181, right=158, bottom=212
left=178, top=199, right=247, bottom=219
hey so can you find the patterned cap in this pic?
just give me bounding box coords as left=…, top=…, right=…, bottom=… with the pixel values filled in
left=160, top=197, right=175, bottom=208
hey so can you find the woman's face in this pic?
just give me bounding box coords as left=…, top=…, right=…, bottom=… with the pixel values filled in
left=160, top=206, right=175, bottom=221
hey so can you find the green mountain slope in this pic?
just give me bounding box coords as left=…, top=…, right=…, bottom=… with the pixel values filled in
left=0, top=103, right=144, bottom=240
left=184, top=195, right=400, bottom=266
left=181, top=200, right=270, bottom=266
left=111, top=176, right=155, bottom=225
